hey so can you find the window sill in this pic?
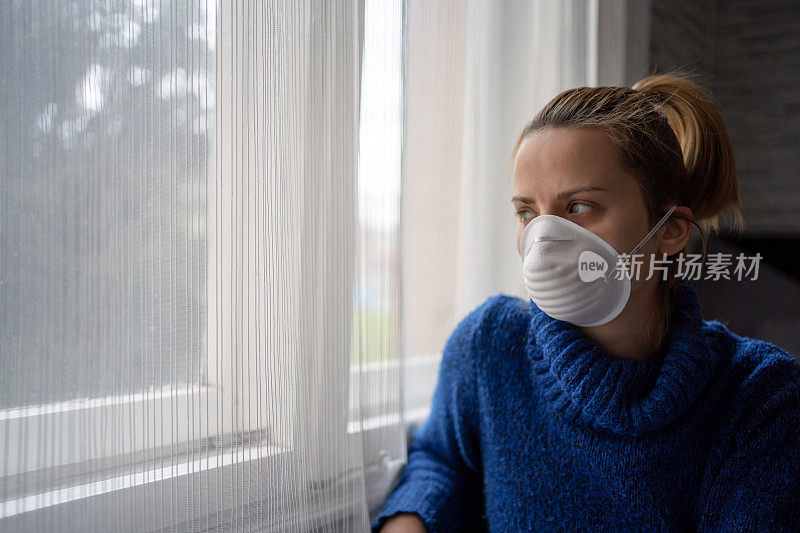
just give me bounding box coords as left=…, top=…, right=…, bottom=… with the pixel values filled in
left=1, top=409, right=418, bottom=529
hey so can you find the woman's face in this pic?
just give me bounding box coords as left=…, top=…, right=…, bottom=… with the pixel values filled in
left=511, top=126, right=660, bottom=294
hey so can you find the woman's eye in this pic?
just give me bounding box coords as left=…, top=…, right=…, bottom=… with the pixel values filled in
left=516, top=210, right=534, bottom=222
left=569, top=202, right=592, bottom=214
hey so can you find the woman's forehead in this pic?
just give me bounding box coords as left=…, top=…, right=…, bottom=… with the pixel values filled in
left=515, top=128, right=621, bottom=175
left=513, top=128, right=634, bottom=197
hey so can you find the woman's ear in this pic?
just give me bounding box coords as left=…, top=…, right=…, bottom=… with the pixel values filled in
left=658, top=206, right=694, bottom=256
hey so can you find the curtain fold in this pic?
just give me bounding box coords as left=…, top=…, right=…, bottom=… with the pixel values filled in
left=1, top=0, right=404, bottom=531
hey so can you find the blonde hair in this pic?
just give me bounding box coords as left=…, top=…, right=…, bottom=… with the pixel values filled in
left=509, top=70, right=745, bottom=354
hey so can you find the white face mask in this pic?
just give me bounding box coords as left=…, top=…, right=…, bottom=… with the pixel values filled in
left=518, top=205, right=678, bottom=327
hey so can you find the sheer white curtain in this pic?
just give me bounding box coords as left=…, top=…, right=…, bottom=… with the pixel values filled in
left=0, top=0, right=652, bottom=530
left=0, top=0, right=404, bottom=531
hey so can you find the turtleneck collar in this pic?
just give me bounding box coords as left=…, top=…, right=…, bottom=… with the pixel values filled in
left=525, top=279, right=720, bottom=437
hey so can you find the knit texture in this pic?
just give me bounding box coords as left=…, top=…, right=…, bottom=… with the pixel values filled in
left=371, top=279, right=800, bottom=532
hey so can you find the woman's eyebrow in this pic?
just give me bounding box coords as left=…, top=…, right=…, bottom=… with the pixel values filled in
left=510, top=185, right=609, bottom=204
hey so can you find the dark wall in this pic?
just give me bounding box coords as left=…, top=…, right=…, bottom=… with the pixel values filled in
left=651, top=0, right=800, bottom=236
left=649, top=0, right=800, bottom=360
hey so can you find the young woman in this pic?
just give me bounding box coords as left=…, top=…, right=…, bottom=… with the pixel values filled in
left=372, top=72, right=800, bottom=532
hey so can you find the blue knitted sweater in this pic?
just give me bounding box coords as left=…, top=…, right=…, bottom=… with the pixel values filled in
left=371, top=279, right=800, bottom=532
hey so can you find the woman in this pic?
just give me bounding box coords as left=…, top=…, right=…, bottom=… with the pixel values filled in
left=372, top=72, right=800, bottom=532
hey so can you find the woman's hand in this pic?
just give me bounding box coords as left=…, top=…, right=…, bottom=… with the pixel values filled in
left=378, top=512, right=427, bottom=532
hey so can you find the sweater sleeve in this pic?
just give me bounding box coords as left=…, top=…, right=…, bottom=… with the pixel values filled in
left=370, top=296, right=499, bottom=533
left=697, top=354, right=800, bottom=531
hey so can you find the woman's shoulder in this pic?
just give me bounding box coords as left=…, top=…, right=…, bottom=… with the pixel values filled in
left=483, top=292, right=532, bottom=320
left=702, top=319, right=800, bottom=447
left=474, top=292, right=532, bottom=337
left=449, top=293, right=531, bottom=358
left=456, top=292, right=530, bottom=328
left=704, top=318, right=800, bottom=385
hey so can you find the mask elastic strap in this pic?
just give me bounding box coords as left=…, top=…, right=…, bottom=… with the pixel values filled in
left=628, top=204, right=678, bottom=257
left=603, top=204, right=678, bottom=282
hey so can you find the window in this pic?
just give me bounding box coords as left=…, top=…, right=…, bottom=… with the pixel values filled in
left=0, top=0, right=218, bottom=484
left=1, top=0, right=409, bottom=529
